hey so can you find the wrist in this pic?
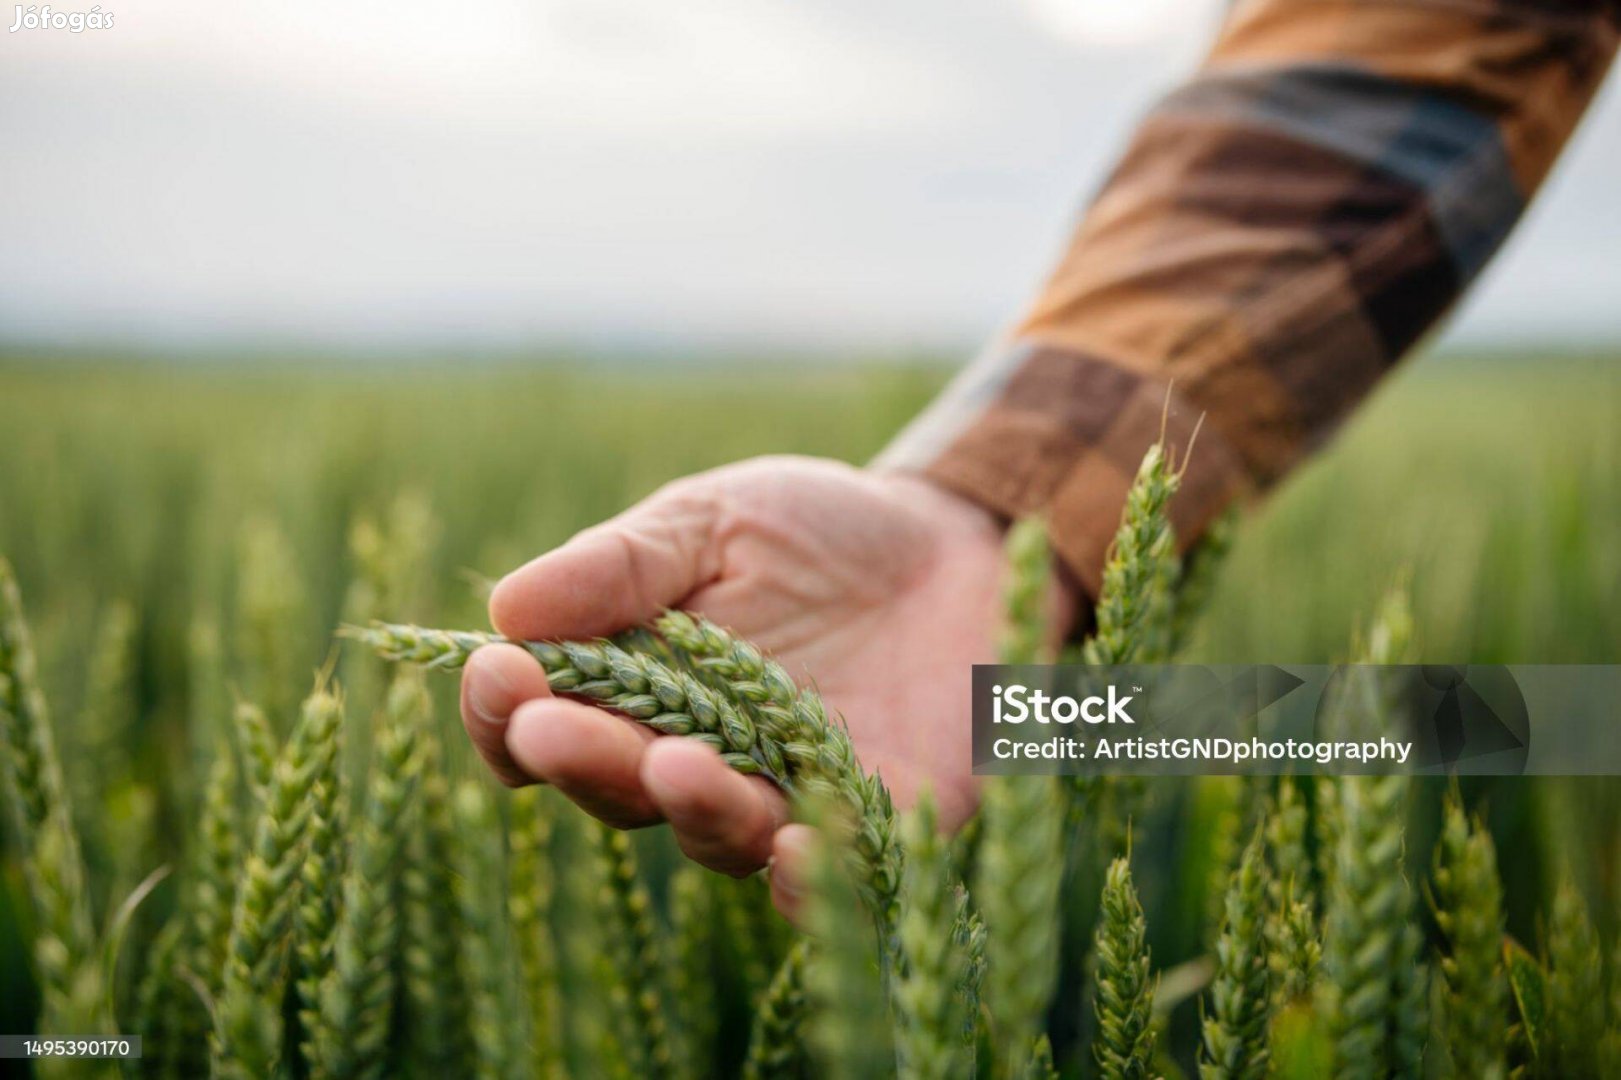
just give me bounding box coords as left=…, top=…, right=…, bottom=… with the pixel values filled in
left=873, top=468, right=1083, bottom=637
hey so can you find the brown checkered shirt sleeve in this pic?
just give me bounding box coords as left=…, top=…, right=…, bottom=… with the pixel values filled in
left=875, top=0, right=1619, bottom=601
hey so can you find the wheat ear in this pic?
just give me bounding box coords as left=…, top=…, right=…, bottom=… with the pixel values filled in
left=668, top=865, right=721, bottom=1080
left=893, top=792, right=975, bottom=1080
left=802, top=803, right=893, bottom=1080
left=0, top=559, right=109, bottom=1050
left=743, top=940, right=811, bottom=1080
left=590, top=824, right=676, bottom=1076
left=294, top=759, right=346, bottom=1066
left=977, top=518, right=1066, bottom=1076
left=309, top=671, right=425, bottom=1079
left=212, top=684, right=342, bottom=1070
left=211, top=685, right=343, bottom=1079
left=1091, top=854, right=1156, bottom=1080
left=1430, top=791, right=1507, bottom=1079
left=1545, top=877, right=1603, bottom=1077
left=348, top=618, right=904, bottom=930
left=1082, top=442, right=1182, bottom=666
left=397, top=708, right=470, bottom=1073
left=1264, top=777, right=1317, bottom=1009
left=140, top=738, right=243, bottom=1078
left=508, top=784, right=562, bottom=1077
left=1199, top=835, right=1273, bottom=1080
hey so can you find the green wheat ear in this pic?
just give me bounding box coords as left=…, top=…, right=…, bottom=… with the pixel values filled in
left=0, top=559, right=111, bottom=1056
left=802, top=799, right=894, bottom=1080
left=454, top=779, right=527, bottom=1080
left=348, top=616, right=905, bottom=934
left=1082, top=440, right=1182, bottom=667
left=294, top=742, right=346, bottom=1068
left=743, top=941, right=810, bottom=1080
left=1199, top=834, right=1272, bottom=1080
left=1429, top=791, right=1507, bottom=1079
left=1091, top=855, right=1156, bottom=1080
left=1544, top=877, right=1604, bottom=1076
left=893, top=792, right=975, bottom=1080
left=1075, top=441, right=1184, bottom=853
left=508, top=784, right=562, bottom=1077
left=590, top=823, right=675, bottom=1077
left=978, top=514, right=1066, bottom=1076
left=211, top=684, right=343, bottom=1080
left=397, top=700, right=469, bottom=1073
left=1318, top=586, right=1425, bottom=1080
left=1264, top=778, right=1318, bottom=1009
left=309, top=670, right=425, bottom=1080
left=667, top=866, right=720, bottom=1080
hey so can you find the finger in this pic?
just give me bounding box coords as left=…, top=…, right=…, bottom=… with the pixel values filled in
left=767, top=824, right=819, bottom=925
left=641, top=738, right=789, bottom=877
left=506, top=696, right=662, bottom=828
left=489, top=481, right=722, bottom=641
left=460, top=643, right=552, bottom=787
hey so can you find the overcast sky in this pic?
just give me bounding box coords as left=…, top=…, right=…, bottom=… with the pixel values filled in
left=4, top=0, right=1619, bottom=358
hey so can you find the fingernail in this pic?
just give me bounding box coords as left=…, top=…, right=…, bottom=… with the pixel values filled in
left=468, top=668, right=510, bottom=726
left=768, top=856, right=801, bottom=902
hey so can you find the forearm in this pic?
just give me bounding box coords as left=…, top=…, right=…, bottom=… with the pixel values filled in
left=878, top=0, right=1619, bottom=600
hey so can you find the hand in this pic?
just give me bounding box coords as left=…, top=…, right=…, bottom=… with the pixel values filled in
left=459, top=455, right=1066, bottom=916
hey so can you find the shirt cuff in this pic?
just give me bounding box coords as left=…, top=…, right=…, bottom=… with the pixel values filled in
left=873, top=339, right=1251, bottom=601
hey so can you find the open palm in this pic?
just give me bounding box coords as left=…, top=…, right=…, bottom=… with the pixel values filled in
left=458, top=455, right=1049, bottom=915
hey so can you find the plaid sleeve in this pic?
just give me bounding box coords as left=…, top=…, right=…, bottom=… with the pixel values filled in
left=875, top=0, right=1619, bottom=599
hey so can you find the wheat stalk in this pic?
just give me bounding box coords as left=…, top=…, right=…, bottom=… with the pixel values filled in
left=893, top=793, right=975, bottom=1080
left=1000, top=517, right=1055, bottom=664
left=295, top=769, right=345, bottom=1068
left=1081, top=442, right=1181, bottom=667
left=975, top=517, right=1069, bottom=1076
left=508, top=784, right=561, bottom=1077
left=591, top=823, right=676, bottom=1076
left=133, top=919, right=189, bottom=1078
left=1073, top=442, right=1183, bottom=850
left=668, top=865, right=721, bottom=1080
left=1264, top=777, right=1317, bottom=1009
left=138, top=739, right=246, bottom=1078
left=211, top=685, right=343, bottom=1080
left=978, top=773, right=1065, bottom=1077
left=1091, top=855, right=1156, bottom=1080
left=397, top=711, right=470, bottom=1074
left=232, top=699, right=276, bottom=806
left=1429, top=791, right=1506, bottom=1079
left=1199, top=835, right=1272, bottom=1080
left=1545, top=877, right=1603, bottom=1077
left=743, top=940, right=810, bottom=1080
left=1024, top=1034, right=1060, bottom=1080
left=1320, top=772, right=1422, bottom=1080
left=1269, top=882, right=1319, bottom=1011
left=802, top=802, right=893, bottom=1080
left=719, top=872, right=791, bottom=1009
left=309, top=671, right=426, bottom=1080
left=1264, top=777, right=1312, bottom=914
left=0, top=559, right=109, bottom=1052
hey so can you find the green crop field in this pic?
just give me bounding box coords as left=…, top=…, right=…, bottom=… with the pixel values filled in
left=0, top=351, right=1617, bottom=1077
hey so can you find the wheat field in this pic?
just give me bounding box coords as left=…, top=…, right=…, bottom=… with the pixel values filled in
left=1, top=351, right=1618, bottom=1077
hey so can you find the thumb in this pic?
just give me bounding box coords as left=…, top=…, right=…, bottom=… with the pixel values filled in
left=489, top=478, right=723, bottom=641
